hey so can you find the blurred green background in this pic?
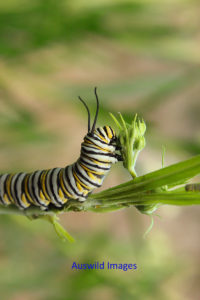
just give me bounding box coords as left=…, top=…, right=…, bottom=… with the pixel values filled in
left=0, top=0, right=200, bottom=299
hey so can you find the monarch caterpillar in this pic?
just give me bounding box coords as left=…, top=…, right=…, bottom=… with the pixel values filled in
left=0, top=88, right=122, bottom=211
left=185, top=183, right=200, bottom=192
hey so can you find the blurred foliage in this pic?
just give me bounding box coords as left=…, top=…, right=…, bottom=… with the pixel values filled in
left=0, top=0, right=178, bottom=57
left=0, top=0, right=200, bottom=299
left=0, top=214, right=180, bottom=300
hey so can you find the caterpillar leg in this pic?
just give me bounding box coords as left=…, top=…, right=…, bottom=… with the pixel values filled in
left=78, top=196, right=87, bottom=202
left=115, top=153, right=123, bottom=162
left=116, top=145, right=122, bottom=151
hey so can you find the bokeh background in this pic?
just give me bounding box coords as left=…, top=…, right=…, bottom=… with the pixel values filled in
left=0, top=0, right=200, bottom=299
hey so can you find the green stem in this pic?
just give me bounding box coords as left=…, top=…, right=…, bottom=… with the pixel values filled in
left=0, top=190, right=199, bottom=217
left=94, top=154, right=200, bottom=199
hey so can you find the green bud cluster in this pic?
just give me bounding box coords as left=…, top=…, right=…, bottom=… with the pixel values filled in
left=110, top=112, right=146, bottom=178
left=110, top=112, right=159, bottom=215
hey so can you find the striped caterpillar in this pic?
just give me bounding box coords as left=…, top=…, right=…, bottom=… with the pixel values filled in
left=185, top=183, right=200, bottom=192
left=0, top=88, right=122, bottom=211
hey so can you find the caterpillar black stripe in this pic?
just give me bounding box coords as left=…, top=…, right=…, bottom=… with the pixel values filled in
left=0, top=88, right=122, bottom=210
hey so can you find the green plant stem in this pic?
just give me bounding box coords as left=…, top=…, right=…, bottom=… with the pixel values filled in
left=94, top=154, right=200, bottom=199
left=0, top=191, right=199, bottom=217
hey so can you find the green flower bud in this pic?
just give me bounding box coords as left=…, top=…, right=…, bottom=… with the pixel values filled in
left=110, top=112, right=146, bottom=179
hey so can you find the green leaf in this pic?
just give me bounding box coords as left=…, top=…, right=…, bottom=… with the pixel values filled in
left=93, top=154, right=200, bottom=200
left=43, top=215, right=75, bottom=243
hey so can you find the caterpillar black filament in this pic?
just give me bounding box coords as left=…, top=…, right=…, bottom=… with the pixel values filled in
left=0, top=88, right=122, bottom=210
